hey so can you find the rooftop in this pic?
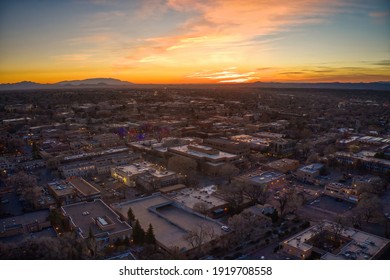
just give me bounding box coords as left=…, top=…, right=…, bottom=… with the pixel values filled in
left=62, top=199, right=131, bottom=239
left=282, top=220, right=390, bottom=260
left=172, top=186, right=228, bottom=211
left=112, top=194, right=225, bottom=251
left=68, top=177, right=100, bottom=197
left=299, top=163, right=324, bottom=173
left=169, top=145, right=237, bottom=160
left=48, top=181, right=74, bottom=197
left=246, top=171, right=285, bottom=185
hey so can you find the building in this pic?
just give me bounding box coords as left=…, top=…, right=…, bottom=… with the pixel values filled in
left=296, top=163, right=324, bottom=183
left=230, top=134, right=271, bottom=151
left=59, top=161, right=96, bottom=178
left=0, top=210, right=52, bottom=240
left=62, top=199, right=132, bottom=248
left=111, top=161, right=182, bottom=191
left=203, top=138, right=250, bottom=156
left=269, top=139, right=295, bottom=157
left=68, top=177, right=101, bottom=201
left=112, top=193, right=227, bottom=253
left=92, top=133, right=121, bottom=147
left=332, top=151, right=390, bottom=175
left=352, top=175, right=381, bottom=190
left=324, top=182, right=359, bottom=203
left=168, top=144, right=239, bottom=175
left=47, top=181, right=75, bottom=205
left=266, top=158, right=299, bottom=173
left=236, top=170, right=286, bottom=189
left=281, top=220, right=390, bottom=260
left=171, top=185, right=229, bottom=214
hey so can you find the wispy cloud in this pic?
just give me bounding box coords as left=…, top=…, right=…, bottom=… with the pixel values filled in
left=122, top=0, right=345, bottom=68
left=187, top=68, right=258, bottom=83
left=369, top=10, right=390, bottom=18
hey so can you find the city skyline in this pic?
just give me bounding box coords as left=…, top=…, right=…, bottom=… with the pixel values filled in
left=1, top=0, right=389, bottom=84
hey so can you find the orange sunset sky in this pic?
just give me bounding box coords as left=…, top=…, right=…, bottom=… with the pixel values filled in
left=0, top=0, right=389, bottom=84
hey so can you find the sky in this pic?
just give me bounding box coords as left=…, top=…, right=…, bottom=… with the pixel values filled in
left=0, top=0, right=389, bottom=84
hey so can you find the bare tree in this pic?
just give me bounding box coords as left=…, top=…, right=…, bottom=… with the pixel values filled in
left=220, top=183, right=244, bottom=214
left=216, top=163, right=239, bottom=182
left=184, top=223, right=216, bottom=252
left=356, top=194, right=383, bottom=223
left=168, top=156, right=197, bottom=176
left=330, top=216, right=347, bottom=244
left=7, top=171, right=39, bottom=208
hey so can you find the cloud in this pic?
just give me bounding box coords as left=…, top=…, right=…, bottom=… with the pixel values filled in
left=369, top=11, right=390, bottom=18
left=372, top=60, right=390, bottom=66
left=279, top=71, right=306, bottom=75
left=123, top=0, right=345, bottom=67
left=187, top=68, right=258, bottom=83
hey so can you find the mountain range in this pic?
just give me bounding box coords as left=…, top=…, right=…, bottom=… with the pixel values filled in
left=0, top=78, right=133, bottom=90
left=1, top=78, right=389, bottom=91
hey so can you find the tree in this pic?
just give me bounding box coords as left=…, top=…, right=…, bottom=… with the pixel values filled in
left=216, top=163, right=239, bottom=182
left=31, top=142, right=41, bottom=159
left=132, top=219, right=145, bottom=245
left=330, top=216, right=347, bottom=245
left=306, top=152, right=319, bottom=164
left=168, top=156, right=197, bottom=177
left=127, top=207, right=135, bottom=225
left=240, top=181, right=268, bottom=205
left=356, top=194, right=382, bottom=223
left=220, top=182, right=244, bottom=214
left=7, top=171, right=39, bottom=209
left=184, top=223, right=215, bottom=252
left=276, top=190, right=304, bottom=217
left=145, top=224, right=156, bottom=245
left=228, top=211, right=270, bottom=246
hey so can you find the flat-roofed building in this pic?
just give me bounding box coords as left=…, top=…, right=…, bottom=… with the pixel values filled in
left=111, top=161, right=183, bottom=191
left=47, top=180, right=75, bottom=205
left=281, top=220, right=390, bottom=260
left=62, top=199, right=131, bottom=248
left=172, top=185, right=229, bottom=214
left=230, top=134, right=271, bottom=151
left=203, top=138, right=250, bottom=156
left=112, top=194, right=227, bottom=253
left=266, top=158, right=299, bottom=173
left=324, top=182, right=359, bottom=203
left=168, top=144, right=239, bottom=175
left=332, top=151, right=390, bottom=174
left=59, top=161, right=96, bottom=178
left=296, top=163, right=324, bottom=183
left=352, top=175, right=382, bottom=190
left=92, top=133, right=121, bottom=147
left=68, top=177, right=101, bottom=201
left=269, top=139, right=295, bottom=157
left=236, top=170, right=286, bottom=189
left=0, top=210, right=52, bottom=240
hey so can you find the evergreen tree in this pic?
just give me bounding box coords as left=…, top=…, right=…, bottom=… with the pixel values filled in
left=145, top=224, right=156, bottom=245
left=127, top=207, right=135, bottom=225
left=32, top=142, right=41, bottom=159
left=132, top=219, right=145, bottom=245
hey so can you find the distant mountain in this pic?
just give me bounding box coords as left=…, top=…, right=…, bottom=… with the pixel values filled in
left=0, top=78, right=134, bottom=90
left=55, top=78, right=133, bottom=86
left=249, top=81, right=390, bottom=91
left=0, top=81, right=49, bottom=90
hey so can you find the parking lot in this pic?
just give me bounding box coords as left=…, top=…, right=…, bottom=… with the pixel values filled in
left=307, top=195, right=355, bottom=215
